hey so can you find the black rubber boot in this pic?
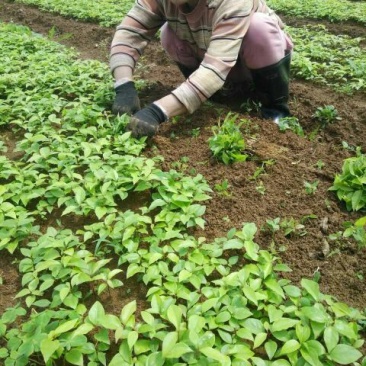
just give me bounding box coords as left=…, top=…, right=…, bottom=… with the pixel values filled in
left=176, top=63, right=196, bottom=79
left=250, top=52, right=291, bottom=121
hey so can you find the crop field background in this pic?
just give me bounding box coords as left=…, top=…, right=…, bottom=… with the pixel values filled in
left=0, top=0, right=365, bottom=365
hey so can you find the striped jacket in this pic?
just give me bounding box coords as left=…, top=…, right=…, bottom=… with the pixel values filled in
left=110, top=0, right=283, bottom=113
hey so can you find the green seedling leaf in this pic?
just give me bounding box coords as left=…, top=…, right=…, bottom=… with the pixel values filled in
left=65, top=349, right=83, bottom=366
left=265, top=278, right=285, bottom=299
left=162, top=331, right=178, bottom=357
left=265, top=340, right=278, bottom=360
left=89, top=301, right=105, bottom=326
left=272, top=360, right=291, bottom=366
left=329, top=344, right=363, bottom=364
left=121, top=300, right=136, bottom=326
left=40, top=338, right=60, bottom=363
left=200, top=347, right=231, bottom=365
left=278, top=339, right=300, bottom=355
left=271, top=318, right=299, bottom=332
left=102, top=314, right=122, bottom=330
left=127, top=331, right=138, bottom=350
left=253, top=332, right=267, bottom=349
left=323, top=326, right=339, bottom=353
left=51, top=318, right=79, bottom=337
left=0, top=347, right=9, bottom=359
left=301, top=305, right=329, bottom=323
left=301, top=278, right=321, bottom=301
left=167, top=305, right=182, bottom=330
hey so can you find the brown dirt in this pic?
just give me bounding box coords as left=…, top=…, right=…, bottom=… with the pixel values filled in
left=0, top=0, right=365, bottom=342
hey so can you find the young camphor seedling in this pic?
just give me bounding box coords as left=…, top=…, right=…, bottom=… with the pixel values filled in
left=214, top=179, right=231, bottom=197
left=191, top=127, right=200, bottom=138
left=313, top=105, right=342, bottom=127
left=255, top=181, right=266, bottom=195
left=208, top=113, right=248, bottom=165
left=330, top=151, right=366, bottom=211
left=304, top=179, right=319, bottom=194
left=277, top=116, right=304, bottom=137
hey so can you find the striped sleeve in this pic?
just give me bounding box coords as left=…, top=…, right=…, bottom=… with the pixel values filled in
left=110, top=0, right=165, bottom=74
left=173, top=0, right=258, bottom=113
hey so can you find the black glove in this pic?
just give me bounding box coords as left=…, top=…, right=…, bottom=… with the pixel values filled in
left=127, top=103, right=167, bottom=138
left=112, top=81, right=140, bottom=115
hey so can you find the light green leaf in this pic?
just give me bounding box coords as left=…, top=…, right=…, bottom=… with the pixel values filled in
left=109, top=354, right=125, bottom=366
left=121, top=300, right=136, bottom=326
left=301, top=279, right=321, bottom=301
left=242, top=318, right=265, bottom=335
left=52, top=318, right=78, bottom=337
left=102, top=314, right=121, bottom=330
left=301, top=306, right=329, bottom=323
left=40, top=338, right=60, bottom=363
left=243, top=285, right=258, bottom=305
left=164, top=342, right=193, bottom=358
left=162, top=331, right=178, bottom=357
left=253, top=332, right=267, bottom=349
left=268, top=305, right=283, bottom=323
left=244, top=240, right=259, bottom=261
left=200, top=347, right=231, bottom=365
left=324, top=326, right=339, bottom=353
left=167, top=304, right=182, bottom=330
left=334, top=319, right=358, bottom=340
left=296, top=324, right=311, bottom=343
left=241, top=223, right=257, bottom=241
left=65, top=349, right=83, bottom=366
left=279, top=339, right=300, bottom=355
left=271, top=318, right=299, bottom=332
left=223, top=239, right=243, bottom=250
left=89, top=301, right=105, bottom=326
left=272, top=360, right=291, bottom=366
left=283, top=285, right=301, bottom=298
left=127, top=331, right=138, bottom=350
left=265, top=340, right=277, bottom=360
left=265, top=278, right=285, bottom=299
left=329, top=344, right=362, bottom=364
left=0, top=347, right=8, bottom=358
left=95, top=206, right=107, bottom=219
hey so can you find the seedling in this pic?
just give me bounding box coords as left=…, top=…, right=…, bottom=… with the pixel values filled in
left=255, top=181, right=266, bottom=195
left=341, top=140, right=360, bottom=153
left=250, top=159, right=275, bottom=180
left=171, top=156, right=190, bottom=172
left=315, top=160, right=325, bottom=170
left=313, top=105, right=342, bottom=126
left=240, top=99, right=261, bottom=114
left=278, top=116, right=304, bottom=137
left=329, top=153, right=366, bottom=211
left=208, top=113, right=248, bottom=165
left=280, top=217, right=307, bottom=237
left=214, top=179, right=231, bottom=197
left=304, top=180, right=319, bottom=194
left=191, top=127, right=200, bottom=138
left=343, top=216, right=366, bottom=249
left=265, top=217, right=281, bottom=234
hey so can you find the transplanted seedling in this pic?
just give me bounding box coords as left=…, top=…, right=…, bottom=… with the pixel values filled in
left=304, top=180, right=319, bottom=194
left=277, top=116, right=304, bottom=137
left=313, top=105, right=342, bottom=127
left=208, top=112, right=248, bottom=165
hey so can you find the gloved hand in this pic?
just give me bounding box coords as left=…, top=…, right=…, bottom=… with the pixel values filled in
left=112, top=81, right=140, bottom=115
left=127, top=103, right=167, bottom=138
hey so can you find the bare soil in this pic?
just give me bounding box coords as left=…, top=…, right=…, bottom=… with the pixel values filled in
left=0, top=0, right=365, bottom=345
